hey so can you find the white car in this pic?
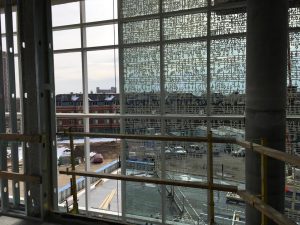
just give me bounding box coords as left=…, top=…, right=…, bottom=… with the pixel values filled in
left=173, top=146, right=187, bottom=155
left=231, top=148, right=245, bottom=157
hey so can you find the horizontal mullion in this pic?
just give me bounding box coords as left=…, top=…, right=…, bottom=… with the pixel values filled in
left=52, top=19, right=118, bottom=31
left=55, top=112, right=245, bottom=120
left=53, top=45, right=118, bottom=54
left=120, top=7, right=209, bottom=23
left=123, top=32, right=247, bottom=47
left=5, top=112, right=300, bottom=120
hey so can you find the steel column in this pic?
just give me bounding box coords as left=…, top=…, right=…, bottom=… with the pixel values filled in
left=246, top=1, right=288, bottom=224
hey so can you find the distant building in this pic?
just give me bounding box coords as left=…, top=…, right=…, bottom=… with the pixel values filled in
left=96, top=86, right=116, bottom=94
left=56, top=93, right=120, bottom=133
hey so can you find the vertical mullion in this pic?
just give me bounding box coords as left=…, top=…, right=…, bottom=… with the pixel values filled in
left=117, top=0, right=126, bottom=221
left=45, top=0, right=58, bottom=212
left=5, top=0, right=20, bottom=207
left=206, top=0, right=213, bottom=224
left=80, top=0, right=91, bottom=214
left=159, top=0, right=166, bottom=224
left=0, top=10, right=9, bottom=212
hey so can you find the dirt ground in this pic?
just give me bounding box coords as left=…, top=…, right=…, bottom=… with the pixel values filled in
left=158, top=153, right=246, bottom=182
left=57, top=140, right=121, bottom=188
left=7, top=141, right=121, bottom=197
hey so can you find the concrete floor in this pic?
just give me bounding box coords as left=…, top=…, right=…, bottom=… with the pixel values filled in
left=0, top=216, right=59, bottom=225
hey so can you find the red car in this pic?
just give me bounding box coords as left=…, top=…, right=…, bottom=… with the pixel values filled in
left=91, top=153, right=104, bottom=163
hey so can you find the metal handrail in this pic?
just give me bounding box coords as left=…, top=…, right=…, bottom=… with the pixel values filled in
left=58, top=131, right=300, bottom=225
left=59, top=169, right=238, bottom=192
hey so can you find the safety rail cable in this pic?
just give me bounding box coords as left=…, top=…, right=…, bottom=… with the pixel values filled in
left=58, top=131, right=300, bottom=225
left=164, top=173, right=205, bottom=224
left=175, top=186, right=205, bottom=225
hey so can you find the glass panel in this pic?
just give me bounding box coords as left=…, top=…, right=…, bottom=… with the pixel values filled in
left=287, top=120, right=300, bottom=155
left=14, top=56, right=20, bottom=100
left=288, top=32, right=300, bottom=115
left=122, top=0, right=159, bottom=18
left=0, top=11, right=17, bottom=36
left=211, top=119, right=246, bottom=223
left=123, top=46, right=160, bottom=114
left=164, top=13, right=207, bottom=40
left=211, top=12, right=247, bottom=36
left=85, top=0, right=117, bottom=22
left=52, top=2, right=80, bottom=27
left=1, top=13, right=5, bottom=34
left=87, top=49, right=119, bottom=95
left=211, top=38, right=246, bottom=115
left=86, top=25, right=118, bottom=47
left=123, top=19, right=160, bottom=44
left=53, top=29, right=81, bottom=50
left=163, top=119, right=208, bottom=223
left=289, top=7, right=300, bottom=28
left=124, top=118, right=162, bottom=222
left=88, top=116, right=120, bottom=133
left=163, top=0, right=207, bottom=12
left=165, top=42, right=207, bottom=114
left=285, top=119, right=300, bottom=222
left=54, top=52, right=83, bottom=95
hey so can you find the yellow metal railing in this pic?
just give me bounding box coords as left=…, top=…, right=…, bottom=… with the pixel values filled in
left=58, top=131, right=300, bottom=225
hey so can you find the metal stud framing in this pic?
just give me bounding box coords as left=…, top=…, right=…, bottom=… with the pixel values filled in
left=18, top=0, right=56, bottom=218
left=0, top=8, right=9, bottom=212
left=5, top=0, right=20, bottom=207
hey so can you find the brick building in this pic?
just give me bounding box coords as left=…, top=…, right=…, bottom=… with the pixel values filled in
left=56, top=93, right=120, bottom=133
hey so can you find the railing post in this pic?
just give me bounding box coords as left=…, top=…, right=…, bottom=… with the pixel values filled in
left=69, top=130, right=79, bottom=214
left=207, top=131, right=215, bottom=224
left=261, top=138, right=267, bottom=225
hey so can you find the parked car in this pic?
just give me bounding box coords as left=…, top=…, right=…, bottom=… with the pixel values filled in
left=188, top=144, right=205, bottom=153
left=165, top=146, right=187, bottom=158
left=231, top=148, right=245, bottom=157
left=173, top=146, right=187, bottom=156
left=226, top=192, right=245, bottom=204
left=91, top=153, right=104, bottom=164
